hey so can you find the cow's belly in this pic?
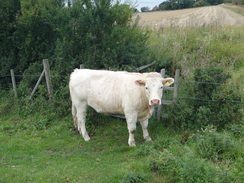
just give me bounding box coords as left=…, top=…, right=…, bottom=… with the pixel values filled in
left=87, top=91, right=123, bottom=114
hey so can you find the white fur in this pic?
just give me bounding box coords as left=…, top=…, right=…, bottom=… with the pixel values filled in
left=69, top=69, right=174, bottom=146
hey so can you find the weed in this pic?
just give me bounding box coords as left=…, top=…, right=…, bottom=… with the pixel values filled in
left=189, top=125, right=237, bottom=161
left=149, top=148, right=235, bottom=182
left=134, top=144, right=156, bottom=157
left=226, top=123, right=244, bottom=137
left=119, top=172, right=148, bottom=183
left=33, top=119, right=50, bottom=130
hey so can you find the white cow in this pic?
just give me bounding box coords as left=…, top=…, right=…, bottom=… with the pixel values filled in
left=69, top=69, right=174, bottom=146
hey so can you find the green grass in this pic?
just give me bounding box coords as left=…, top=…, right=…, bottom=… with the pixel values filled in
left=0, top=96, right=243, bottom=183
left=0, top=98, right=166, bottom=182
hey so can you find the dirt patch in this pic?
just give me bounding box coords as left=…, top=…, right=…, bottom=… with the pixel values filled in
left=134, top=5, right=244, bottom=29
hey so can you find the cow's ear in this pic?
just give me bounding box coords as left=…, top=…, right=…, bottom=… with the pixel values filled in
left=162, top=78, right=174, bottom=86
left=135, top=80, right=145, bottom=86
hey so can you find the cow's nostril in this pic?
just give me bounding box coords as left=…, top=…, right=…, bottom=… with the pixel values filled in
left=151, top=99, right=160, bottom=104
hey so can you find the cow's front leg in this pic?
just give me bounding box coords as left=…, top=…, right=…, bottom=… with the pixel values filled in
left=125, top=113, right=137, bottom=147
left=140, top=119, right=152, bottom=142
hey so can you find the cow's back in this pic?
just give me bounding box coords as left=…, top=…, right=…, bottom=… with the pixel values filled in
left=69, top=69, right=145, bottom=114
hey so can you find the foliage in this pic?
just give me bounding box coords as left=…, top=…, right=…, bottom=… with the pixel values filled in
left=0, top=0, right=149, bottom=90
left=232, top=0, right=244, bottom=5
left=119, top=172, right=148, bottom=183
left=159, top=0, right=224, bottom=10
left=150, top=147, right=236, bottom=182
left=0, top=0, right=21, bottom=88
left=189, top=125, right=236, bottom=161
left=166, top=66, right=242, bottom=129
left=193, top=67, right=230, bottom=99
left=141, top=6, right=150, bottom=12
left=193, top=0, right=209, bottom=7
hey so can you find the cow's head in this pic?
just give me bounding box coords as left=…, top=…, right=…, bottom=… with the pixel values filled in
left=135, top=73, right=174, bottom=106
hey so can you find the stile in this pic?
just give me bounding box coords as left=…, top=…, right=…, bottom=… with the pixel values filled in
left=157, top=69, right=179, bottom=121
left=136, top=61, right=156, bottom=71
left=29, top=70, right=45, bottom=99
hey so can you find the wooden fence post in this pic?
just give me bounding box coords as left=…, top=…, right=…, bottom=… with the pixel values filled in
left=173, top=69, right=180, bottom=102
left=10, top=69, right=18, bottom=97
left=43, top=59, right=53, bottom=99
left=157, top=69, right=165, bottom=121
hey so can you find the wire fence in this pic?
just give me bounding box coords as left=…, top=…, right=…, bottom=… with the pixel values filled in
left=178, top=97, right=244, bottom=104
left=0, top=73, right=243, bottom=104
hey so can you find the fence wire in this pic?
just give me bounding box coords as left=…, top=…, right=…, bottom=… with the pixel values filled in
left=178, top=97, right=243, bottom=104
left=0, top=74, right=243, bottom=104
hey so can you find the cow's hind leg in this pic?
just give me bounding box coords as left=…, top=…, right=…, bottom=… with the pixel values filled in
left=140, top=119, right=152, bottom=142
left=76, top=101, right=90, bottom=141
left=72, top=104, right=78, bottom=128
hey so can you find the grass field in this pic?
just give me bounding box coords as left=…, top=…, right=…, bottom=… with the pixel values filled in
left=0, top=89, right=243, bottom=182
left=0, top=98, right=175, bottom=182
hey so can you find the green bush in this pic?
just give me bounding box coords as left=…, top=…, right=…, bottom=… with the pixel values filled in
left=150, top=149, right=178, bottom=182
left=0, top=0, right=149, bottom=90
left=189, top=125, right=235, bottom=161
left=167, top=67, right=242, bottom=129
left=226, top=123, right=244, bottom=137
left=150, top=148, right=235, bottom=182
left=193, top=67, right=230, bottom=100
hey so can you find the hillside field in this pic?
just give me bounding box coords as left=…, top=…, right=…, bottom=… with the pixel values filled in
left=134, top=4, right=244, bottom=29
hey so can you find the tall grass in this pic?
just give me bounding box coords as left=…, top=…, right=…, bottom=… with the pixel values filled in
left=147, top=26, right=244, bottom=85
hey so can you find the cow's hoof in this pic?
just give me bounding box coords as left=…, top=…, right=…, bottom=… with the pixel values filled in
left=128, top=141, right=136, bottom=147
left=145, top=136, right=152, bottom=142
left=83, top=134, right=90, bottom=141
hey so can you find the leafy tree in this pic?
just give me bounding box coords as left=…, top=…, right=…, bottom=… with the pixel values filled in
left=193, top=0, right=209, bottom=7
left=232, top=0, right=244, bottom=5
left=51, top=0, right=148, bottom=74
left=14, top=0, right=65, bottom=72
left=159, top=0, right=224, bottom=10
left=0, top=0, right=149, bottom=91
left=159, top=1, right=172, bottom=10
left=141, top=6, right=150, bottom=12
left=0, top=0, right=21, bottom=88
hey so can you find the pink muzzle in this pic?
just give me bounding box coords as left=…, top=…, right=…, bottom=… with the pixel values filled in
left=150, top=99, right=161, bottom=106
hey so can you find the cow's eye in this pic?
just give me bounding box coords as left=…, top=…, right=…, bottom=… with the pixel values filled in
left=145, top=87, right=149, bottom=90
left=160, top=86, right=163, bottom=89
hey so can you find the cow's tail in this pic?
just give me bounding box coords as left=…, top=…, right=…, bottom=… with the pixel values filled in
left=72, top=104, right=78, bottom=128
